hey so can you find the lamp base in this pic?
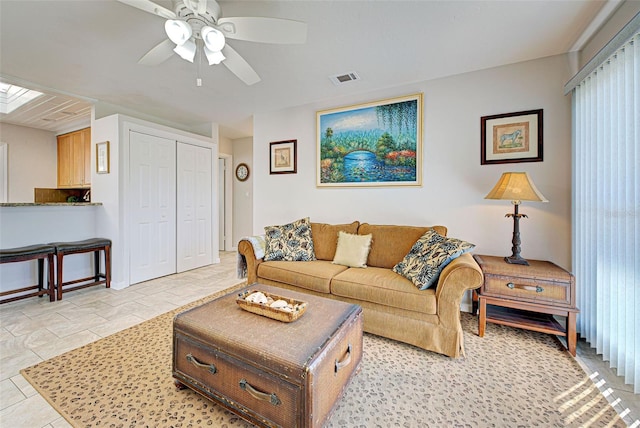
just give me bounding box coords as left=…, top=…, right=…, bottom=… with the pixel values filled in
left=504, top=255, right=529, bottom=266
left=504, top=202, right=530, bottom=266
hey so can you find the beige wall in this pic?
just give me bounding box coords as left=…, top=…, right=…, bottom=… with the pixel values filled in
left=219, top=134, right=233, bottom=155
left=0, top=123, right=57, bottom=202
left=252, top=54, right=573, bottom=271
left=232, top=137, right=253, bottom=246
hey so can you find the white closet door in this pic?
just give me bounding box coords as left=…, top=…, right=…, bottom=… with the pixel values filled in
left=177, top=142, right=212, bottom=272
left=129, top=131, right=177, bottom=284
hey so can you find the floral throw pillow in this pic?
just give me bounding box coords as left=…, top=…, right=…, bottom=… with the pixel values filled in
left=263, top=217, right=316, bottom=262
left=393, top=229, right=475, bottom=290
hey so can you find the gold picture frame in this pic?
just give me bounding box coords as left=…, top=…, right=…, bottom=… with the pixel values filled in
left=316, top=93, right=423, bottom=187
left=96, top=141, right=110, bottom=174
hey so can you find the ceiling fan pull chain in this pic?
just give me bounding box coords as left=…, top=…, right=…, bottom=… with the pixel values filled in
left=196, top=40, right=203, bottom=87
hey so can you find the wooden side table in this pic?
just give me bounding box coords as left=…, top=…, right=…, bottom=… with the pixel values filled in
left=473, top=255, right=579, bottom=356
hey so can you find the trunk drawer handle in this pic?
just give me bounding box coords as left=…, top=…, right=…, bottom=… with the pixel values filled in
left=506, top=282, right=544, bottom=293
left=239, top=379, right=281, bottom=406
left=335, top=343, right=352, bottom=374
left=186, top=353, right=217, bottom=375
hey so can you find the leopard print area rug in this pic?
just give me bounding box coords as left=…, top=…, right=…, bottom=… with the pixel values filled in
left=21, top=285, right=623, bottom=427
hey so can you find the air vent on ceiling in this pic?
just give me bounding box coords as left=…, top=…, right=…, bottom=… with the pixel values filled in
left=41, top=111, right=79, bottom=122
left=329, top=71, right=360, bottom=86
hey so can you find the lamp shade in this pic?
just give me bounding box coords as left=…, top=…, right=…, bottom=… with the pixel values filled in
left=204, top=46, right=225, bottom=65
left=484, top=172, right=548, bottom=203
left=165, top=19, right=192, bottom=45
left=173, top=39, right=196, bottom=62
left=201, top=26, right=225, bottom=52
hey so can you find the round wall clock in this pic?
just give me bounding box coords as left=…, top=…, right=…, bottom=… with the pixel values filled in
left=235, top=163, right=250, bottom=181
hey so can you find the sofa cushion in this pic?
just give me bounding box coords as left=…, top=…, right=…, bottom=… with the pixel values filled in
left=258, top=260, right=348, bottom=294
left=263, top=217, right=316, bottom=262
left=330, top=267, right=437, bottom=315
left=332, top=231, right=372, bottom=268
left=393, top=229, right=475, bottom=290
left=357, top=224, right=447, bottom=269
left=310, top=221, right=359, bottom=261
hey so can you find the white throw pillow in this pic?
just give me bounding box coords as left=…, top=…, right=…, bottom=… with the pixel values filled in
left=332, top=231, right=372, bottom=268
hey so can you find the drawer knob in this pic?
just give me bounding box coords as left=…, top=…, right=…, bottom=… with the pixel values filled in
left=239, top=379, right=281, bottom=406
left=506, top=282, right=544, bottom=293
left=186, top=353, right=217, bottom=375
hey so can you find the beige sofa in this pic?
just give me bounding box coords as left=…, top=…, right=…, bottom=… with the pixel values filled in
left=237, top=221, right=483, bottom=358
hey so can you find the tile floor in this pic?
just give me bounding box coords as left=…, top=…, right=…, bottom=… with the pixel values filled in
left=0, top=251, right=638, bottom=427
left=573, top=341, right=640, bottom=427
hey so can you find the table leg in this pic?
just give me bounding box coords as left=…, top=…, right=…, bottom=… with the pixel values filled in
left=472, top=289, right=479, bottom=315
left=567, top=312, right=577, bottom=356
left=478, top=297, right=486, bottom=337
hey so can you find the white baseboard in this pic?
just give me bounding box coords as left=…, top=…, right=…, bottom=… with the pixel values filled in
left=110, top=281, right=128, bottom=290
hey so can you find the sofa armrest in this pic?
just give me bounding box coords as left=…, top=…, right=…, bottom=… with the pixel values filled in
left=238, top=240, right=263, bottom=284
left=435, top=253, right=484, bottom=327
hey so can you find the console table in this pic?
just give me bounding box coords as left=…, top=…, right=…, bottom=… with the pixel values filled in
left=473, top=254, right=579, bottom=356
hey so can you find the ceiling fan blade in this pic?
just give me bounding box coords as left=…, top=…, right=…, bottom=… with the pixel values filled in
left=138, top=39, right=175, bottom=66
left=116, top=0, right=176, bottom=19
left=221, top=45, right=261, bottom=86
left=216, top=17, right=307, bottom=44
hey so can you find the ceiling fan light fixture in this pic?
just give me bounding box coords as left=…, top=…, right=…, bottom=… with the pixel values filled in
left=165, top=19, right=192, bottom=45
left=173, top=39, right=197, bottom=62
left=204, top=46, right=225, bottom=65
left=201, top=26, right=226, bottom=52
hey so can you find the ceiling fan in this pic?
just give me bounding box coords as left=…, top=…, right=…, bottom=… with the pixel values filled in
left=117, top=0, right=307, bottom=85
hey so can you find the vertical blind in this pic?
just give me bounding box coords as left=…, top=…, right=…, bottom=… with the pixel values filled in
left=572, top=31, right=639, bottom=393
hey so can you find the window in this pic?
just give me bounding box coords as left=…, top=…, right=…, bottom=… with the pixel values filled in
left=569, top=29, right=639, bottom=394
left=0, top=82, right=43, bottom=114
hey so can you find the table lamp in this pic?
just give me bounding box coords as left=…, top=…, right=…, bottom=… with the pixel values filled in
left=485, top=172, right=548, bottom=265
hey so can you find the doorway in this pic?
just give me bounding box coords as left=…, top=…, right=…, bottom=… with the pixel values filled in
left=218, top=154, right=233, bottom=251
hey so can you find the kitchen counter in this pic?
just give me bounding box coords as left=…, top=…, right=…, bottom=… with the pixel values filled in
left=1, top=202, right=103, bottom=292
left=0, top=202, right=102, bottom=207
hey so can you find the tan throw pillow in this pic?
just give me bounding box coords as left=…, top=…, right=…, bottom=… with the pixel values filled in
left=332, top=231, right=372, bottom=268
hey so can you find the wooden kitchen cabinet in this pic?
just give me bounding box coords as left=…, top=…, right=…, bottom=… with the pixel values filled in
left=57, top=127, right=91, bottom=188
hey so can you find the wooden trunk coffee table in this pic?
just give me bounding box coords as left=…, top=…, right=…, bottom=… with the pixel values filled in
left=173, top=283, right=363, bottom=428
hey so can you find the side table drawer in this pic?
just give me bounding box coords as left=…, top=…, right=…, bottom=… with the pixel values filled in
left=484, top=274, right=571, bottom=306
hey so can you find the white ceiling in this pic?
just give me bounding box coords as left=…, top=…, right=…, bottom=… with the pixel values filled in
left=0, top=0, right=613, bottom=139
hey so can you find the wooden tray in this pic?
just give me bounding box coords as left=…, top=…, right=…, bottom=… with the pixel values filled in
left=236, top=289, right=308, bottom=322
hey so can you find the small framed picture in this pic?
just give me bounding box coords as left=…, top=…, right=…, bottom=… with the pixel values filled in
left=481, top=109, right=543, bottom=165
left=96, top=141, right=110, bottom=174
left=270, top=140, right=297, bottom=174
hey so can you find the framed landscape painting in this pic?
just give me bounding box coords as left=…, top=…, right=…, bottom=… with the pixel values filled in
left=316, top=93, right=423, bottom=187
left=481, top=109, right=543, bottom=165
